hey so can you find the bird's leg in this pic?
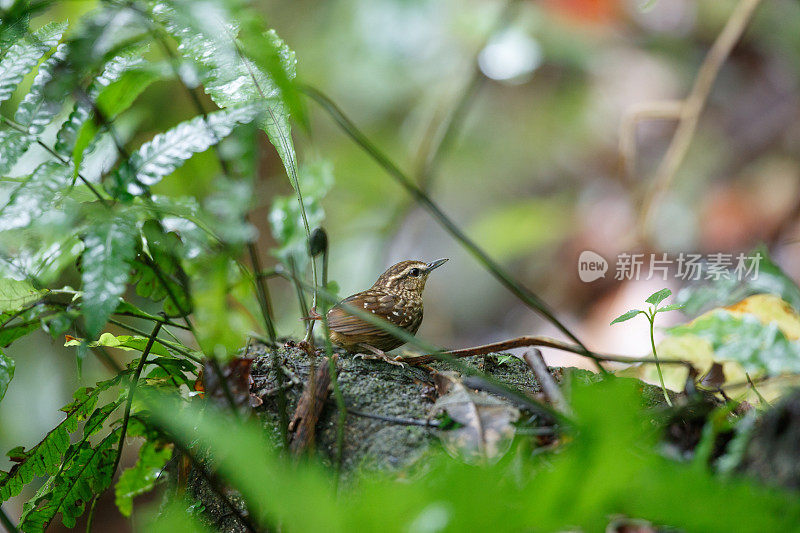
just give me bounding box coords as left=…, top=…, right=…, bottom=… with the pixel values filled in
left=354, top=344, right=406, bottom=367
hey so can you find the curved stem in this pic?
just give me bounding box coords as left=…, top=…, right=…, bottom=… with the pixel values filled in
left=649, top=313, right=672, bottom=406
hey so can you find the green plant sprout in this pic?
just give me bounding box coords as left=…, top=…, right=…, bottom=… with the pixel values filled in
left=611, top=288, right=684, bottom=406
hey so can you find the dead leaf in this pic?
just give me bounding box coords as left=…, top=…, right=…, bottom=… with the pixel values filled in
left=699, top=362, right=726, bottom=389
left=432, top=372, right=519, bottom=463
left=196, top=357, right=257, bottom=412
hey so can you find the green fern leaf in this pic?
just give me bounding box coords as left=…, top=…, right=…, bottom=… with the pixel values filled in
left=0, top=130, right=33, bottom=175
left=72, top=64, right=162, bottom=173
left=0, top=376, right=122, bottom=501
left=106, top=103, right=259, bottom=198
left=115, top=438, right=172, bottom=517
left=0, top=349, right=13, bottom=403
left=19, top=427, right=121, bottom=532
left=0, top=318, right=40, bottom=348
left=0, top=21, right=65, bottom=103
left=153, top=1, right=300, bottom=180
left=14, top=44, right=67, bottom=134
left=0, top=278, right=48, bottom=313
left=81, top=208, right=138, bottom=338
left=131, top=220, right=192, bottom=316
left=0, top=162, right=71, bottom=230
left=54, top=51, right=146, bottom=157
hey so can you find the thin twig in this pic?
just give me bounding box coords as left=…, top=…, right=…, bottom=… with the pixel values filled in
left=230, top=31, right=319, bottom=343
left=347, top=408, right=440, bottom=428
left=302, top=86, right=603, bottom=373
left=638, top=0, right=763, bottom=235
left=618, top=100, right=683, bottom=185
left=110, top=322, right=162, bottom=482
left=461, top=375, right=550, bottom=415
left=394, top=335, right=693, bottom=368
left=523, top=349, right=569, bottom=415
left=85, top=496, right=99, bottom=533
left=746, top=372, right=770, bottom=406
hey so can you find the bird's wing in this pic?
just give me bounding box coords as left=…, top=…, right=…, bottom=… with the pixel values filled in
left=326, top=290, right=411, bottom=337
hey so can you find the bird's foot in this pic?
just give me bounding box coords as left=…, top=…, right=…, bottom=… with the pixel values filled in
left=354, top=345, right=406, bottom=368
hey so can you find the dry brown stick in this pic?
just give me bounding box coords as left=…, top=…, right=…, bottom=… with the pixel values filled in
left=289, top=355, right=335, bottom=455
left=618, top=100, right=683, bottom=186
left=523, top=349, right=569, bottom=415
left=637, top=0, right=763, bottom=236
left=395, top=335, right=693, bottom=368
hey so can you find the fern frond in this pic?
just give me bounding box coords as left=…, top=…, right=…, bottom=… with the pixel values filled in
left=55, top=50, right=147, bottom=157
left=153, top=0, right=299, bottom=179
left=114, top=438, right=172, bottom=517
left=107, top=103, right=260, bottom=198
left=0, top=130, right=32, bottom=176
left=0, top=162, right=71, bottom=231
left=19, top=427, right=122, bottom=532
left=14, top=44, right=67, bottom=135
left=0, top=375, right=123, bottom=501
left=0, top=21, right=66, bottom=104
left=80, top=208, right=138, bottom=338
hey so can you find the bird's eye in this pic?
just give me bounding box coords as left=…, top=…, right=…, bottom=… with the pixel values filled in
left=408, top=267, right=421, bottom=277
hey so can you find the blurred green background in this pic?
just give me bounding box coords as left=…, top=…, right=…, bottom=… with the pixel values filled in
left=2, top=0, right=800, bottom=528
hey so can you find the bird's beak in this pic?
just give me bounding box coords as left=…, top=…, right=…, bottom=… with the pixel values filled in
left=425, top=258, right=449, bottom=272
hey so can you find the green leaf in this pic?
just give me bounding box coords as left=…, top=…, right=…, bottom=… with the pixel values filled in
left=0, top=278, right=48, bottom=313
left=72, top=65, right=162, bottom=174
left=0, top=161, right=71, bottom=230
left=269, top=161, right=332, bottom=270
left=0, top=349, right=14, bottom=403
left=656, top=304, right=684, bottom=313
left=145, top=357, right=196, bottom=387
left=677, top=249, right=800, bottom=316
left=192, top=256, right=254, bottom=359
left=0, top=375, right=122, bottom=501
left=668, top=310, right=800, bottom=376
left=0, top=21, right=66, bottom=103
left=154, top=0, right=300, bottom=181
left=645, top=288, right=671, bottom=306
left=80, top=209, right=138, bottom=337
left=55, top=50, right=146, bottom=157
left=0, top=319, right=40, bottom=347
left=115, top=439, right=172, bottom=517
left=145, top=376, right=800, bottom=533
left=19, top=427, right=121, bottom=531
left=610, top=309, right=643, bottom=325
left=0, top=130, right=32, bottom=175
left=131, top=220, right=192, bottom=317
left=65, top=332, right=173, bottom=357
left=106, top=104, right=260, bottom=199
left=141, top=498, right=213, bottom=533
left=14, top=44, right=67, bottom=134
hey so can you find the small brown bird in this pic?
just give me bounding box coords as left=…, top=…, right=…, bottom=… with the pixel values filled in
left=326, top=258, right=448, bottom=365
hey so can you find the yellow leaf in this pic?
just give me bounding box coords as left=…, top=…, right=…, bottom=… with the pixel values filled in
left=723, top=293, right=800, bottom=340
